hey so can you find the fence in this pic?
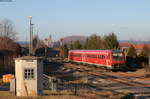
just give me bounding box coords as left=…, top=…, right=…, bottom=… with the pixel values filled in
left=43, top=74, right=89, bottom=95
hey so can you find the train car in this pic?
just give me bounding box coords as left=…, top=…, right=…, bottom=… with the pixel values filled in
left=68, top=50, right=126, bottom=69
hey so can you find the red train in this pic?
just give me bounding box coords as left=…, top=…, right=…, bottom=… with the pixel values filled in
left=68, top=50, right=126, bottom=69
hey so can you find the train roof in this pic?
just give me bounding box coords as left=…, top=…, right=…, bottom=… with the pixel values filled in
left=69, top=50, right=122, bottom=53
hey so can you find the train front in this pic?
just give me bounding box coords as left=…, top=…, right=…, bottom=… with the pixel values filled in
left=112, top=50, right=126, bottom=69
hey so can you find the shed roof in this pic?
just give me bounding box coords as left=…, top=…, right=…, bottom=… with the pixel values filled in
left=15, top=56, right=43, bottom=60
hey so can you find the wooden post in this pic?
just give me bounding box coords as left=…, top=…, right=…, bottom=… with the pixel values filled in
left=149, top=53, right=150, bottom=65
left=146, top=53, right=150, bottom=75
left=144, top=53, right=150, bottom=76
left=148, top=53, right=150, bottom=72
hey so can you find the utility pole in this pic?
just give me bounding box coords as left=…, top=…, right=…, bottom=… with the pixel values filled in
left=31, top=23, right=34, bottom=55
left=0, top=24, right=2, bottom=36
left=27, top=16, right=33, bottom=55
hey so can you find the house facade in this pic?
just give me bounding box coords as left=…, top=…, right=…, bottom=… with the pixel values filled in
left=119, top=42, right=150, bottom=56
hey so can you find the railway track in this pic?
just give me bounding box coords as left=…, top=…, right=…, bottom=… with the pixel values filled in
left=63, top=62, right=150, bottom=89
left=46, top=58, right=150, bottom=94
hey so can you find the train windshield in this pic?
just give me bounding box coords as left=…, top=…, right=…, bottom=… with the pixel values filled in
left=113, top=52, right=124, bottom=61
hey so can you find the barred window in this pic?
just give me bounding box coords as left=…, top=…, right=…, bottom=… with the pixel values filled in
left=24, top=68, right=35, bottom=80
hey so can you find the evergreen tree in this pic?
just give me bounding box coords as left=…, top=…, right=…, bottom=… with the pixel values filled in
left=84, top=34, right=103, bottom=49
left=72, top=40, right=82, bottom=49
left=83, top=38, right=89, bottom=49
left=127, top=45, right=137, bottom=58
left=61, top=44, right=68, bottom=58
left=103, top=32, right=119, bottom=49
left=70, top=41, right=73, bottom=49
left=140, top=45, right=149, bottom=58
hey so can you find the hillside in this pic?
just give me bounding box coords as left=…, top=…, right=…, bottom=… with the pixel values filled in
left=60, top=35, right=87, bottom=45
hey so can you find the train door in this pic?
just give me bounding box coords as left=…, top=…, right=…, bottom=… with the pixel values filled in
left=97, top=54, right=101, bottom=65
left=98, top=54, right=104, bottom=65
left=82, top=54, right=86, bottom=63
left=95, top=54, right=99, bottom=64
left=106, top=53, right=112, bottom=68
left=106, top=54, right=109, bottom=66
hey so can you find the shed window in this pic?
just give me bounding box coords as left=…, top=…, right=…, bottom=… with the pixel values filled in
left=24, top=68, right=35, bottom=80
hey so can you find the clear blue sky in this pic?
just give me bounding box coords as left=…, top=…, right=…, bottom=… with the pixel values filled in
left=0, top=0, right=150, bottom=41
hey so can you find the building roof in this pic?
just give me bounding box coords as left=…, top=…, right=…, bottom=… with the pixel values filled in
left=15, top=56, right=43, bottom=60
left=119, top=42, right=132, bottom=47
left=119, top=42, right=150, bottom=49
left=133, top=44, right=150, bottom=49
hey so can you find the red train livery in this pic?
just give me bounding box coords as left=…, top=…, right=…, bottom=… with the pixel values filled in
left=68, top=50, right=126, bottom=69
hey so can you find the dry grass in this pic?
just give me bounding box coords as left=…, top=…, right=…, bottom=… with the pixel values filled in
left=0, top=95, right=90, bottom=99
left=43, top=90, right=73, bottom=95
left=0, top=90, right=100, bottom=99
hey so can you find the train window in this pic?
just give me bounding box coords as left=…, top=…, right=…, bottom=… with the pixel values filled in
left=87, top=54, right=97, bottom=58
left=89, top=55, right=92, bottom=58
left=88, top=55, right=91, bottom=58
left=100, top=55, right=102, bottom=59
left=92, top=55, right=94, bottom=58
left=113, top=53, right=123, bottom=61
left=103, top=55, right=105, bottom=59
left=98, top=55, right=101, bottom=59
left=107, top=55, right=110, bottom=59
left=102, top=55, right=105, bottom=59
left=72, top=54, right=80, bottom=57
left=95, top=55, right=97, bottom=58
left=76, top=54, right=81, bottom=57
left=92, top=55, right=96, bottom=58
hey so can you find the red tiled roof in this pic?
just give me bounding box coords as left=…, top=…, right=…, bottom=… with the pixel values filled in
left=119, top=42, right=132, bottom=47
left=133, top=44, right=150, bottom=49
left=119, top=42, right=150, bottom=49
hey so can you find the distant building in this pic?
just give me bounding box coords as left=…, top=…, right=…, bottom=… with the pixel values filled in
left=119, top=42, right=132, bottom=56
left=119, top=42, right=150, bottom=56
left=0, top=37, right=21, bottom=73
left=52, top=41, right=60, bottom=48
left=43, top=35, right=52, bottom=47
left=133, top=44, right=150, bottom=55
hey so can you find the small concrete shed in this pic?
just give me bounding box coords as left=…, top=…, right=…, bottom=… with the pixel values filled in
left=15, top=56, right=43, bottom=96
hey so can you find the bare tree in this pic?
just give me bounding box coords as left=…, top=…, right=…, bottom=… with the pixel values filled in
left=32, top=35, right=40, bottom=54
left=0, top=19, right=17, bottom=40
